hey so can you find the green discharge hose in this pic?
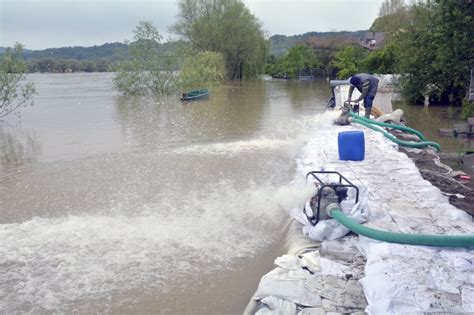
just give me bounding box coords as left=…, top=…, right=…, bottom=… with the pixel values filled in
left=330, top=208, right=474, bottom=247
left=351, top=117, right=441, bottom=152
left=348, top=112, right=427, bottom=142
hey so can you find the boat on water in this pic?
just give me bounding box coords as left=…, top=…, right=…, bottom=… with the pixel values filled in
left=180, top=88, right=209, bottom=101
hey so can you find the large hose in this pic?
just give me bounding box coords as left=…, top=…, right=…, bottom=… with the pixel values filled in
left=350, top=117, right=441, bottom=151
left=348, top=111, right=427, bottom=142
left=330, top=208, right=474, bottom=247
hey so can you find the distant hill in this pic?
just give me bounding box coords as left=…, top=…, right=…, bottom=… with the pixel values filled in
left=0, top=41, right=178, bottom=62
left=0, top=43, right=127, bottom=61
left=0, top=33, right=366, bottom=72
left=270, top=31, right=366, bottom=56
left=1, top=32, right=366, bottom=61
left=0, top=46, right=32, bottom=54
left=0, top=41, right=181, bottom=73
left=22, top=42, right=128, bottom=61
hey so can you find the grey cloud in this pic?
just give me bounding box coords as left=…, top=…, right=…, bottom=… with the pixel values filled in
left=1, top=0, right=178, bottom=49
left=0, top=0, right=383, bottom=49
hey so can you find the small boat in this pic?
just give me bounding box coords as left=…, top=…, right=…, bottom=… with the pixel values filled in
left=180, top=88, right=209, bottom=101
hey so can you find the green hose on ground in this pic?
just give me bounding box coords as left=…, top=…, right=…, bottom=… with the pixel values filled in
left=330, top=208, right=474, bottom=247
left=351, top=117, right=441, bottom=152
left=348, top=111, right=427, bottom=142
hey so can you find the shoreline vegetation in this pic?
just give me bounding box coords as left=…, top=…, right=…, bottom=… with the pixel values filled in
left=1, top=0, right=473, bottom=117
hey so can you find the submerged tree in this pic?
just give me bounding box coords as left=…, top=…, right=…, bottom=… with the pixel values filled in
left=0, top=43, right=36, bottom=118
left=179, top=51, right=226, bottom=90
left=114, top=21, right=179, bottom=96
left=172, top=0, right=267, bottom=80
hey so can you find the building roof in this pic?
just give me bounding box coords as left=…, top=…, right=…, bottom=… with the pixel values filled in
left=359, top=31, right=385, bottom=50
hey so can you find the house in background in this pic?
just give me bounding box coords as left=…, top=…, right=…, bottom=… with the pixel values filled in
left=359, top=32, right=385, bottom=50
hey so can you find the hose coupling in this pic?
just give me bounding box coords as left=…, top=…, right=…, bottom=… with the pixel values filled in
left=326, top=203, right=341, bottom=218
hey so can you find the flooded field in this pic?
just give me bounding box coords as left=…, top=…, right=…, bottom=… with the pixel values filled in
left=0, top=73, right=330, bottom=314
left=0, top=73, right=471, bottom=313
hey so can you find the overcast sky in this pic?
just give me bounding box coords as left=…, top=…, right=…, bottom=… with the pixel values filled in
left=0, top=0, right=384, bottom=50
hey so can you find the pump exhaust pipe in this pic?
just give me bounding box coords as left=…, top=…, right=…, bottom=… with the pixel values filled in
left=327, top=80, right=351, bottom=108
left=329, top=79, right=350, bottom=88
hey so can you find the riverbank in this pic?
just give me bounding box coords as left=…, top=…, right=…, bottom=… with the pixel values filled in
left=247, top=110, right=474, bottom=314
left=385, top=127, right=474, bottom=215
left=400, top=147, right=474, bottom=216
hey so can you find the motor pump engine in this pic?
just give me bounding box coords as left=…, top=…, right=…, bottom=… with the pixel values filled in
left=304, top=171, right=359, bottom=226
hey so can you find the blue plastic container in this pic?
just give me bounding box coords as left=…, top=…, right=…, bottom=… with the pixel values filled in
left=338, top=131, right=365, bottom=161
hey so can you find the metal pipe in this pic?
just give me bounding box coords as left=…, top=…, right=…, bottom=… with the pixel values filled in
left=329, top=79, right=350, bottom=88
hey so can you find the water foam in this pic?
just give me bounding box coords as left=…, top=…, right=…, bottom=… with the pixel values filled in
left=0, top=109, right=340, bottom=312
left=172, top=137, right=291, bottom=156
left=0, top=179, right=313, bottom=313
left=172, top=111, right=340, bottom=157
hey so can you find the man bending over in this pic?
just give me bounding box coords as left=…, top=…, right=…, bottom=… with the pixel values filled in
left=347, top=73, right=379, bottom=119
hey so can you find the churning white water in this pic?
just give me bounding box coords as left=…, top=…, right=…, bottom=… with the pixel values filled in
left=0, top=73, right=331, bottom=313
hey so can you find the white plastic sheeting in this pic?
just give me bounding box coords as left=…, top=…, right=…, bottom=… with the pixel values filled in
left=253, top=110, right=474, bottom=314
left=358, top=242, right=474, bottom=313
left=251, top=241, right=367, bottom=314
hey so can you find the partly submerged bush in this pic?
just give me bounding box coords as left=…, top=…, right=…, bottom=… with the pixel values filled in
left=0, top=43, right=36, bottom=118
left=114, top=21, right=179, bottom=96
left=178, top=51, right=226, bottom=90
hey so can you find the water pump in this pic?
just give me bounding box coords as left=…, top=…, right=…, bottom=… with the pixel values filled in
left=304, top=171, right=359, bottom=226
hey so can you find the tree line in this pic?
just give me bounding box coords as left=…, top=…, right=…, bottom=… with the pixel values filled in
left=266, top=0, right=473, bottom=117
left=2, top=0, right=472, bottom=117
left=27, top=58, right=114, bottom=73
left=114, top=0, right=267, bottom=96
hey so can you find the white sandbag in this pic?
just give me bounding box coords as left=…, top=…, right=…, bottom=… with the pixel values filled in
left=253, top=268, right=322, bottom=307
left=255, top=296, right=297, bottom=315
left=462, top=286, right=474, bottom=312
left=249, top=112, right=474, bottom=314
left=305, top=275, right=367, bottom=309
left=297, top=307, right=326, bottom=315
left=375, top=109, right=404, bottom=124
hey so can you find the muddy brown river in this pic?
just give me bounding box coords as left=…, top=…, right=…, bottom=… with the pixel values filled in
left=0, top=73, right=470, bottom=314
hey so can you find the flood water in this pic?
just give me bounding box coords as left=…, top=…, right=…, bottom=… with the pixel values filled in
left=0, top=73, right=330, bottom=314
left=395, top=102, right=474, bottom=154
left=1, top=73, right=471, bottom=314
left=394, top=102, right=474, bottom=177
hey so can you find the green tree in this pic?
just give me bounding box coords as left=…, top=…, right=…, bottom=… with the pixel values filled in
left=332, top=45, right=367, bottom=79
left=371, top=0, right=413, bottom=36
left=179, top=51, right=226, bottom=90
left=397, top=1, right=474, bottom=105
left=363, top=42, right=400, bottom=74
left=266, top=44, right=320, bottom=78
left=114, top=21, right=179, bottom=96
left=378, top=0, right=405, bottom=17
left=172, top=0, right=266, bottom=80
left=0, top=43, right=36, bottom=118
left=284, top=44, right=320, bottom=77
